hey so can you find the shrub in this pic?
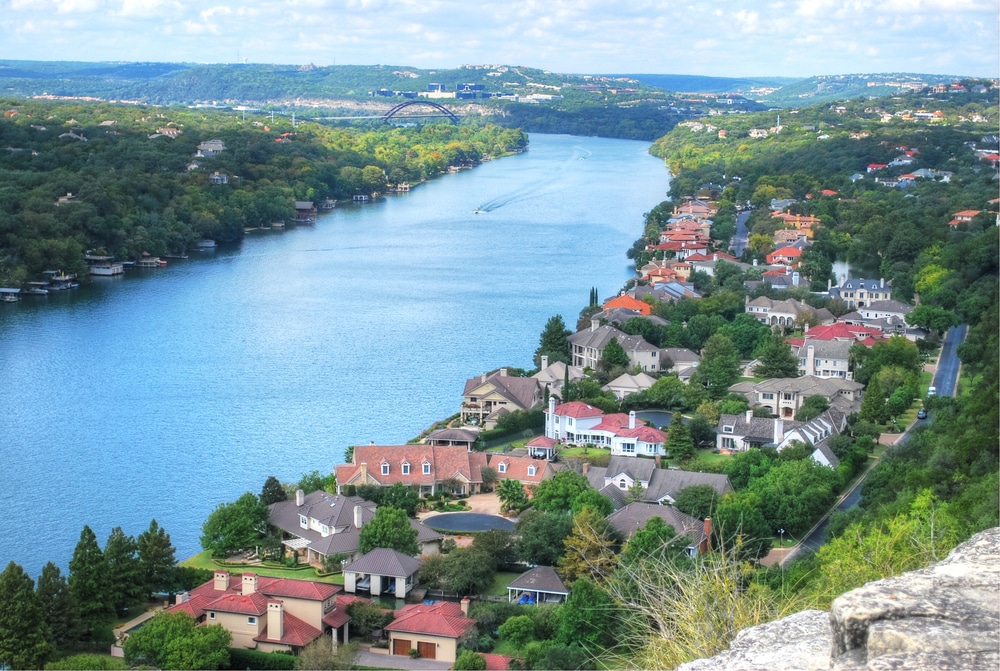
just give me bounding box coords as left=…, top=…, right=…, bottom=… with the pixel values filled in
left=226, top=648, right=295, bottom=670
left=454, top=650, right=488, bottom=670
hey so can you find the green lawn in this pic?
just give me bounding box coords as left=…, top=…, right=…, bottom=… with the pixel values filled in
left=483, top=571, right=523, bottom=598
left=180, top=551, right=344, bottom=585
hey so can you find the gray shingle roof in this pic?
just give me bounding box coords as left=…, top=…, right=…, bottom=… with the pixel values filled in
left=606, top=503, right=706, bottom=545
left=644, top=469, right=733, bottom=503
left=507, top=566, right=569, bottom=595
left=344, top=547, right=422, bottom=577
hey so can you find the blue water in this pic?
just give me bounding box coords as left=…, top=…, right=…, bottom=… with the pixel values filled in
left=0, top=133, right=669, bottom=579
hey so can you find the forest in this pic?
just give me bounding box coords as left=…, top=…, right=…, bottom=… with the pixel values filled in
left=0, top=99, right=526, bottom=286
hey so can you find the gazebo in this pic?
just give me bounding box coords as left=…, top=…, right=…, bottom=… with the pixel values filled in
left=507, top=566, right=569, bottom=605
left=343, top=548, right=422, bottom=599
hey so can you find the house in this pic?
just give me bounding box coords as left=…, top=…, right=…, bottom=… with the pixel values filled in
left=336, top=444, right=488, bottom=497
left=544, top=399, right=667, bottom=456
left=489, top=453, right=559, bottom=487
left=507, top=566, right=569, bottom=604
left=584, top=455, right=733, bottom=507
left=602, top=294, right=651, bottom=315
left=268, top=490, right=442, bottom=565
left=745, top=296, right=834, bottom=328
left=766, top=246, right=803, bottom=266
left=660, top=347, right=701, bottom=376
left=632, top=282, right=701, bottom=303
left=606, top=503, right=709, bottom=557
left=342, top=547, right=422, bottom=598
left=531, top=356, right=585, bottom=401
left=568, top=320, right=663, bottom=372
left=461, top=368, right=541, bottom=429
left=293, top=201, right=316, bottom=223
left=196, top=139, right=226, bottom=157
left=384, top=600, right=476, bottom=663
left=858, top=300, right=914, bottom=322
left=715, top=410, right=843, bottom=467
left=422, top=427, right=479, bottom=450
left=209, top=172, right=229, bottom=185
left=795, top=340, right=854, bottom=379
left=828, top=278, right=892, bottom=309
left=798, top=321, right=885, bottom=344
left=728, top=376, right=864, bottom=418
left=168, top=570, right=351, bottom=652
left=602, top=372, right=658, bottom=400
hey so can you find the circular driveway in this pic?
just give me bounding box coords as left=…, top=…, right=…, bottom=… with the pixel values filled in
left=422, top=512, right=515, bottom=533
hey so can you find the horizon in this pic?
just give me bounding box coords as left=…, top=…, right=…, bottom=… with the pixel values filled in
left=1, top=1, right=997, bottom=79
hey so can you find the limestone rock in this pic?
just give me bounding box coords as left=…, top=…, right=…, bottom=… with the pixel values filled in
left=675, top=609, right=831, bottom=671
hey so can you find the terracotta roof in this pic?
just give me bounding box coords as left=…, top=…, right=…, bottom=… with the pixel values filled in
left=482, top=653, right=514, bottom=670
left=258, top=575, right=341, bottom=602
left=603, top=295, right=651, bottom=315
left=384, top=602, right=475, bottom=639
left=337, top=445, right=484, bottom=489
left=525, top=436, right=557, bottom=448
left=552, top=401, right=605, bottom=419
left=489, top=454, right=553, bottom=484
left=253, top=609, right=322, bottom=648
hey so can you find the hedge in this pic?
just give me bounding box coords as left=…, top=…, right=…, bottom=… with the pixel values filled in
left=225, top=648, right=296, bottom=670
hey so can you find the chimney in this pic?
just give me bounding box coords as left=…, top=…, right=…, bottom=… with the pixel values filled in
left=540, top=355, right=549, bottom=369
left=713, top=253, right=718, bottom=261
left=354, top=505, right=364, bottom=529
left=213, top=570, right=230, bottom=592
left=629, top=410, right=636, bottom=429
left=792, top=272, right=800, bottom=287
left=295, top=489, right=304, bottom=506
left=827, top=278, right=832, bottom=291
left=267, top=600, right=283, bottom=640
left=481, top=373, right=486, bottom=383
left=500, top=367, right=507, bottom=377
left=703, top=517, right=712, bottom=552
left=582, top=461, right=590, bottom=475
left=360, top=462, right=368, bottom=482
left=654, top=454, right=662, bottom=468
left=745, top=409, right=753, bottom=423
left=773, top=418, right=784, bottom=445
left=175, top=591, right=190, bottom=605
left=242, top=573, right=258, bottom=595
left=591, top=318, right=599, bottom=332
left=460, top=597, right=470, bottom=617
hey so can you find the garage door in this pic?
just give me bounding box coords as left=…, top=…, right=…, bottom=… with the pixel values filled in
left=418, top=641, right=436, bottom=660
left=392, top=638, right=410, bottom=656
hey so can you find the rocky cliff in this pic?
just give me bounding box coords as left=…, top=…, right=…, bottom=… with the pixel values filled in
left=677, top=527, right=999, bottom=671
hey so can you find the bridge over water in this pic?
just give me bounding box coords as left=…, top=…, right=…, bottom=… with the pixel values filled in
left=322, top=100, right=461, bottom=123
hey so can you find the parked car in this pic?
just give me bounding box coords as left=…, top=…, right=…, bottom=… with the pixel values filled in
left=917, top=407, right=927, bottom=420
left=927, top=386, right=937, bottom=397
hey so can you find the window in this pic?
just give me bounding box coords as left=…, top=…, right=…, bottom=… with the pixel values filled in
left=619, top=478, right=627, bottom=490
left=422, top=462, right=431, bottom=474
left=722, top=425, right=734, bottom=434
left=498, top=462, right=507, bottom=473
left=763, top=393, right=774, bottom=400
left=209, top=612, right=216, bottom=620
left=622, top=442, right=636, bottom=454
left=527, top=465, right=536, bottom=476
left=722, top=437, right=735, bottom=449
left=381, top=463, right=389, bottom=476
left=248, top=616, right=257, bottom=625
left=401, top=462, right=410, bottom=475
left=299, top=515, right=308, bottom=528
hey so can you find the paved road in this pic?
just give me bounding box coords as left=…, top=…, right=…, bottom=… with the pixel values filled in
left=931, top=324, right=967, bottom=396
left=731, top=210, right=751, bottom=258
left=784, top=324, right=968, bottom=561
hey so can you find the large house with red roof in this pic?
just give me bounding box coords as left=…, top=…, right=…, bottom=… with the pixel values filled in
left=602, top=294, right=651, bottom=315
left=384, top=599, right=476, bottom=662
left=543, top=398, right=668, bottom=456
left=335, top=444, right=488, bottom=497
left=168, top=570, right=359, bottom=653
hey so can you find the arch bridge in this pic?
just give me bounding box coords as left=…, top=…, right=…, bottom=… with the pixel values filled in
left=382, top=100, right=459, bottom=124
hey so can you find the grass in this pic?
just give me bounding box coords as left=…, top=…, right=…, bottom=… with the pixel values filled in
left=180, top=551, right=345, bottom=585
left=483, top=571, right=523, bottom=598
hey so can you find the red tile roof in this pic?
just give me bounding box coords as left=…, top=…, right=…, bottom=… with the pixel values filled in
left=482, top=653, right=514, bottom=670
left=336, top=445, right=484, bottom=488
left=253, top=610, right=321, bottom=648
left=385, top=602, right=475, bottom=639
left=603, top=295, right=651, bottom=315
left=551, top=401, right=604, bottom=419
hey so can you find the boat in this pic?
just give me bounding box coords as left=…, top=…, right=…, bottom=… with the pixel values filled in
left=473, top=209, right=481, bottom=214
left=196, top=240, right=217, bottom=249
left=272, top=221, right=286, bottom=229
left=43, top=270, right=79, bottom=290
left=1, top=288, right=20, bottom=303
left=135, top=258, right=161, bottom=268
left=318, top=198, right=337, bottom=211
left=23, top=282, right=49, bottom=295
left=157, top=259, right=168, bottom=266
left=163, top=253, right=188, bottom=259
left=85, top=254, right=124, bottom=276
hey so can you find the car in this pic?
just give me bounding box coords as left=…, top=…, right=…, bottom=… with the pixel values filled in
left=917, top=408, right=927, bottom=420
left=927, top=386, right=937, bottom=397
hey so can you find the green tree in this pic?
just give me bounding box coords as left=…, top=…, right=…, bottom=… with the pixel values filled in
left=674, top=485, right=719, bottom=521
left=379, top=482, right=421, bottom=517
left=555, top=575, right=616, bottom=648
left=442, top=548, right=496, bottom=596
left=859, top=374, right=887, bottom=424
left=36, top=562, right=81, bottom=647
left=359, top=506, right=418, bottom=556
left=752, top=333, right=800, bottom=378
left=471, top=530, right=518, bottom=571
left=619, top=516, right=689, bottom=567
left=0, top=561, right=53, bottom=670
left=905, top=304, right=959, bottom=337
left=496, top=478, right=530, bottom=514
left=136, top=519, right=177, bottom=598
left=68, top=525, right=112, bottom=633
left=643, top=375, right=687, bottom=409
left=454, top=650, right=487, bottom=670
left=599, top=337, right=630, bottom=371
left=535, top=315, right=572, bottom=366
left=44, top=653, right=128, bottom=670
left=122, top=611, right=230, bottom=670
left=665, top=412, right=695, bottom=462
left=344, top=601, right=394, bottom=637
left=499, top=614, right=535, bottom=648
left=712, top=491, right=773, bottom=561
left=558, top=507, right=620, bottom=585
left=531, top=470, right=591, bottom=513
left=104, top=527, right=142, bottom=616
left=295, top=636, right=358, bottom=670
left=570, top=489, right=614, bottom=517
left=691, top=334, right=742, bottom=399
left=200, top=492, right=269, bottom=557
left=794, top=395, right=830, bottom=422
left=516, top=510, right=574, bottom=567
left=260, top=475, right=287, bottom=506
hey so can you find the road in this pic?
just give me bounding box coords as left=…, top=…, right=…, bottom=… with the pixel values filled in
left=785, top=324, right=968, bottom=560
left=731, top=210, right=751, bottom=257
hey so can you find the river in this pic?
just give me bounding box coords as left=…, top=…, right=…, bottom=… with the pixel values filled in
left=0, top=133, right=670, bottom=579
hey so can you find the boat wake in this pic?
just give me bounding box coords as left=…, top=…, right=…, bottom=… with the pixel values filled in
left=475, top=147, right=587, bottom=213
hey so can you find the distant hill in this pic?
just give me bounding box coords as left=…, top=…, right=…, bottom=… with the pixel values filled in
left=759, top=72, right=968, bottom=105
left=624, top=74, right=798, bottom=94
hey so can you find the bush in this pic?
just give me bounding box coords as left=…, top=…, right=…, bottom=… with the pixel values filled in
left=45, top=654, right=128, bottom=670
left=225, top=648, right=295, bottom=670
left=454, top=650, right=488, bottom=670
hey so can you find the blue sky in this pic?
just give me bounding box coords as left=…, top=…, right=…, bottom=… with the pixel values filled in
left=1, top=0, right=997, bottom=77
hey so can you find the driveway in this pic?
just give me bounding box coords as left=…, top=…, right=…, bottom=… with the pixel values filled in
left=355, top=650, right=452, bottom=670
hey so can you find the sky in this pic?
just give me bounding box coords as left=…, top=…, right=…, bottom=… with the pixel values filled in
left=1, top=0, right=998, bottom=78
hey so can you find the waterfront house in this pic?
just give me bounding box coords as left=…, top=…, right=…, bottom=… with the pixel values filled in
left=489, top=452, right=559, bottom=488
left=544, top=399, right=667, bottom=456
left=335, top=444, right=488, bottom=497
left=828, top=278, right=893, bottom=309
left=568, top=320, right=663, bottom=372
left=168, top=570, right=355, bottom=652
left=461, top=368, right=541, bottom=429
left=268, top=490, right=441, bottom=566
left=531, top=356, right=585, bottom=402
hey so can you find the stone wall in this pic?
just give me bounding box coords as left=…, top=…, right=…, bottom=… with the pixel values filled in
left=677, top=527, right=999, bottom=671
